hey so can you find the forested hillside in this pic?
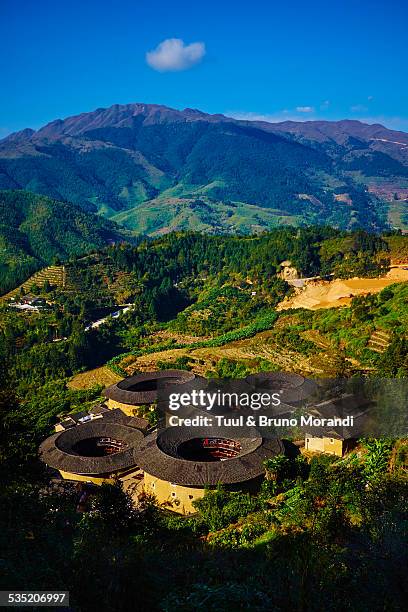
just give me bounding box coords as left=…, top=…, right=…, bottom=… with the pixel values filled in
left=0, top=190, right=131, bottom=293
left=0, top=226, right=398, bottom=388
left=59, top=227, right=390, bottom=309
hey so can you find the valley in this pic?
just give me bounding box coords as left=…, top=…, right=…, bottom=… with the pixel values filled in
left=2, top=225, right=402, bottom=400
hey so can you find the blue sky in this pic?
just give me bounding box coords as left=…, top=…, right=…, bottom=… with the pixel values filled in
left=1, top=0, right=407, bottom=136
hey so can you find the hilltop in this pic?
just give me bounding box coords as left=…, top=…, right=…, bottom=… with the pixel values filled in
left=1, top=103, right=408, bottom=233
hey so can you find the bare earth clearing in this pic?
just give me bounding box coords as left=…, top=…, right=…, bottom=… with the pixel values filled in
left=277, top=267, right=408, bottom=310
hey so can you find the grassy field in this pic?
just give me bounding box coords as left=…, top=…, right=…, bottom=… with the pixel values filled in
left=387, top=201, right=408, bottom=232
left=68, top=366, right=121, bottom=390
left=109, top=196, right=301, bottom=234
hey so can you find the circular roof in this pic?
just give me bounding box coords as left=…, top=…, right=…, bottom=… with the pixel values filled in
left=135, top=426, right=284, bottom=487
left=245, top=372, right=317, bottom=405
left=104, top=370, right=198, bottom=406
left=39, top=420, right=144, bottom=475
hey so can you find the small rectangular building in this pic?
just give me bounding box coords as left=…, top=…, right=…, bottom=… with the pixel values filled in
left=304, top=394, right=370, bottom=457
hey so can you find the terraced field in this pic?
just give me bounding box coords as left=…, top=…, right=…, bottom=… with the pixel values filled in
left=0, top=265, right=69, bottom=300
left=110, top=328, right=339, bottom=379
left=68, top=366, right=122, bottom=390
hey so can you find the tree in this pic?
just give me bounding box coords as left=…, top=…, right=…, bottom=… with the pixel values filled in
left=264, top=455, right=290, bottom=482
left=68, top=322, right=90, bottom=370
left=378, top=337, right=408, bottom=376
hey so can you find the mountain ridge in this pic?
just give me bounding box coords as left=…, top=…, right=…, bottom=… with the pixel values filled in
left=1, top=103, right=407, bottom=234
left=3, top=103, right=407, bottom=147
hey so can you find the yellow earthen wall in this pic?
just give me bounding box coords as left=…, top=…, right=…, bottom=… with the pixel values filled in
left=144, top=472, right=205, bottom=515
left=305, top=436, right=344, bottom=457
left=58, top=470, right=116, bottom=485
left=107, top=398, right=139, bottom=416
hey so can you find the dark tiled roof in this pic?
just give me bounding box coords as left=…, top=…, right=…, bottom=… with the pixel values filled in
left=89, top=403, right=110, bottom=415
left=246, top=372, right=318, bottom=405
left=94, top=408, right=149, bottom=431
left=39, top=418, right=144, bottom=475
left=135, top=426, right=284, bottom=487
left=104, top=370, right=198, bottom=406
left=56, top=406, right=149, bottom=432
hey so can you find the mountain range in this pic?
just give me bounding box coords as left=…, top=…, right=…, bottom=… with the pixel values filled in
left=1, top=103, right=408, bottom=234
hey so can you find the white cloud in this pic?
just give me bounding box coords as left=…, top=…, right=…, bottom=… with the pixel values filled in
left=320, top=100, right=330, bottom=110
left=146, top=38, right=206, bottom=72
left=296, top=106, right=315, bottom=113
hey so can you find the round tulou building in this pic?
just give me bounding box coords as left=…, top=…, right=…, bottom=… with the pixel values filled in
left=246, top=371, right=318, bottom=406
left=38, top=369, right=294, bottom=514
left=135, top=426, right=284, bottom=515
left=104, top=369, right=198, bottom=415
left=39, top=411, right=147, bottom=485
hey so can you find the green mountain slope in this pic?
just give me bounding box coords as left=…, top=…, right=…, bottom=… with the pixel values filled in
left=2, top=104, right=407, bottom=233
left=0, top=190, right=130, bottom=294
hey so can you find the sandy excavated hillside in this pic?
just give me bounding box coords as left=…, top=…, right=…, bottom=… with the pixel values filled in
left=277, top=266, right=408, bottom=311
